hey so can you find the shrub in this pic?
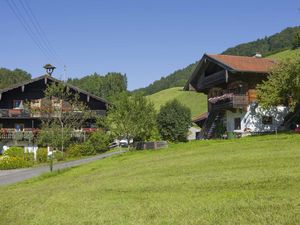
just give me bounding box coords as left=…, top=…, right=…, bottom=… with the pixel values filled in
left=3, top=147, right=24, bottom=158
left=157, top=99, right=191, bottom=142
left=66, top=131, right=110, bottom=158
left=0, top=156, right=33, bottom=170
left=53, top=151, right=64, bottom=161
left=80, top=142, right=97, bottom=156
left=24, top=152, right=35, bottom=162
left=86, top=131, right=110, bottom=153
left=66, top=144, right=82, bottom=158
left=36, top=148, right=48, bottom=163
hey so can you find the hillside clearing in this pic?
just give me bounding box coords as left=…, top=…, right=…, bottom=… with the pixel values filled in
left=147, top=87, right=207, bottom=118
left=0, top=134, right=300, bottom=224
left=268, top=48, right=300, bottom=60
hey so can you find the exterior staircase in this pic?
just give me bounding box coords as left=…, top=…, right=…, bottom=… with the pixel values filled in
left=198, top=111, right=220, bottom=139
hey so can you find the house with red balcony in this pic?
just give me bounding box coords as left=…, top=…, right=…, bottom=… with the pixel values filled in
left=184, top=54, right=289, bottom=139
left=0, top=74, right=108, bottom=150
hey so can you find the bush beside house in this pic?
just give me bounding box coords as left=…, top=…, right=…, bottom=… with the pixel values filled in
left=157, top=99, right=191, bottom=142
left=0, top=147, right=34, bottom=170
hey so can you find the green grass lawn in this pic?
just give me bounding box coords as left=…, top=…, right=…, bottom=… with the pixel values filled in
left=1, top=134, right=300, bottom=224
left=268, top=48, right=300, bottom=60
left=147, top=87, right=207, bottom=118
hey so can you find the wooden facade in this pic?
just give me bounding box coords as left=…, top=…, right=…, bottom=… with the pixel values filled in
left=0, top=75, right=108, bottom=136
left=185, top=54, right=286, bottom=139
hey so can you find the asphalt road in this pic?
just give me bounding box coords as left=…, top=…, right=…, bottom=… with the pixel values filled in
left=0, top=150, right=126, bottom=186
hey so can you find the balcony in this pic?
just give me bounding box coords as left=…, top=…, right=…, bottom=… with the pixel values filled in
left=209, top=93, right=249, bottom=111
left=0, top=109, right=31, bottom=118
left=0, top=109, right=106, bottom=119
left=0, top=129, right=39, bottom=140
left=0, top=128, right=98, bottom=141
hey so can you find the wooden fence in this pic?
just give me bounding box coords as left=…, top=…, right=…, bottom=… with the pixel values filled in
left=134, top=141, right=168, bottom=150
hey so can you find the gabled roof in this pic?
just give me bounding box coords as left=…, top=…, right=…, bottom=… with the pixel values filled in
left=184, top=53, right=276, bottom=91
left=0, top=74, right=109, bottom=104
left=206, top=54, right=276, bottom=73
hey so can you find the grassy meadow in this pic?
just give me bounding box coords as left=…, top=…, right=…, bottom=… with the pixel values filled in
left=1, top=134, right=300, bottom=225
left=147, top=87, right=207, bottom=118
left=268, top=48, right=300, bottom=60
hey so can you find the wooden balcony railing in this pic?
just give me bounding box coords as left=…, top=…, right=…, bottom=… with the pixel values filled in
left=0, top=129, right=39, bottom=140
left=0, top=128, right=98, bottom=140
left=0, top=109, right=106, bottom=119
left=209, top=94, right=249, bottom=111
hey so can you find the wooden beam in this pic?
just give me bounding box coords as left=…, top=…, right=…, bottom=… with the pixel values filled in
left=87, top=95, right=90, bottom=102
left=225, top=70, right=228, bottom=83
left=21, top=85, right=25, bottom=92
left=44, top=77, right=47, bottom=84
left=0, top=93, right=2, bottom=101
left=200, top=70, right=226, bottom=89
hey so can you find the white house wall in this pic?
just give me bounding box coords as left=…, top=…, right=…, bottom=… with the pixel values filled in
left=225, top=110, right=246, bottom=132
left=225, top=105, right=289, bottom=133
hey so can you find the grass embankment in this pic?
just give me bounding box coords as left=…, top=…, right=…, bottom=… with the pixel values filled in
left=1, top=134, right=300, bottom=225
left=147, top=87, right=207, bottom=118
left=268, top=48, right=300, bottom=60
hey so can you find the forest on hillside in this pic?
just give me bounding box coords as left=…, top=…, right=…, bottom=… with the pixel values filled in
left=0, top=68, right=31, bottom=89
left=0, top=68, right=127, bottom=102
left=133, top=26, right=300, bottom=96
left=222, top=26, right=300, bottom=56
left=67, top=72, right=127, bottom=100
left=132, top=63, right=197, bottom=96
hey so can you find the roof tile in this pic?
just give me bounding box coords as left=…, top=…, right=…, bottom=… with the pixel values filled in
left=207, top=54, right=276, bottom=73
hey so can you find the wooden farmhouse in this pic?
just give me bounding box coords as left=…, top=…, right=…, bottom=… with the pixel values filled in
left=184, top=54, right=289, bottom=139
left=0, top=74, right=108, bottom=149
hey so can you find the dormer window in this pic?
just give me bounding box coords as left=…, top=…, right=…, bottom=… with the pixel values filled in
left=13, top=100, right=24, bottom=109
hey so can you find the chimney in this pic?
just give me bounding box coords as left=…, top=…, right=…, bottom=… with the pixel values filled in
left=253, top=52, right=262, bottom=58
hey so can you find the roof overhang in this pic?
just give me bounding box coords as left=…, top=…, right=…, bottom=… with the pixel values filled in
left=184, top=53, right=275, bottom=92
left=0, top=74, right=110, bottom=105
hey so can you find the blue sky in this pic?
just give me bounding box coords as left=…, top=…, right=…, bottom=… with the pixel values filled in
left=0, top=0, right=299, bottom=90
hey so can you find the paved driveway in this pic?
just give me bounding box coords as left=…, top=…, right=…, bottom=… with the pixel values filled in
left=0, top=150, right=126, bottom=186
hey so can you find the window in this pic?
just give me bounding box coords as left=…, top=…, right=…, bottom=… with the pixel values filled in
left=14, top=123, right=24, bottom=131
left=234, top=117, right=241, bottom=130
left=13, top=100, right=23, bottom=109
left=52, top=98, right=62, bottom=108
left=262, top=116, right=273, bottom=125
left=31, top=99, right=41, bottom=108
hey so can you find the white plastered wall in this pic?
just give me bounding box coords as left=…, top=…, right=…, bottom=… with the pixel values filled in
left=225, top=105, right=289, bottom=133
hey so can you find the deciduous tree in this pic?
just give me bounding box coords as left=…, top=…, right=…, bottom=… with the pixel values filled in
left=33, top=82, right=92, bottom=154
left=257, top=57, right=300, bottom=111
left=106, top=93, right=158, bottom=146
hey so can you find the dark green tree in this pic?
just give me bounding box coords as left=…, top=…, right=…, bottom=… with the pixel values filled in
left=292, top=32, right=300, bottom=49
left=157, top=99, right=191, bottom=142
left=67, top=72, right=127, bottom=100
left=0, top=68, right=31, bottom=89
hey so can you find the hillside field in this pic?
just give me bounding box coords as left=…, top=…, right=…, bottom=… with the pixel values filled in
left=1, top=134, right=300, bottom=225
left=268, top=48, right=300, bottom=60
left=147, top=87, right=207, bottom=118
